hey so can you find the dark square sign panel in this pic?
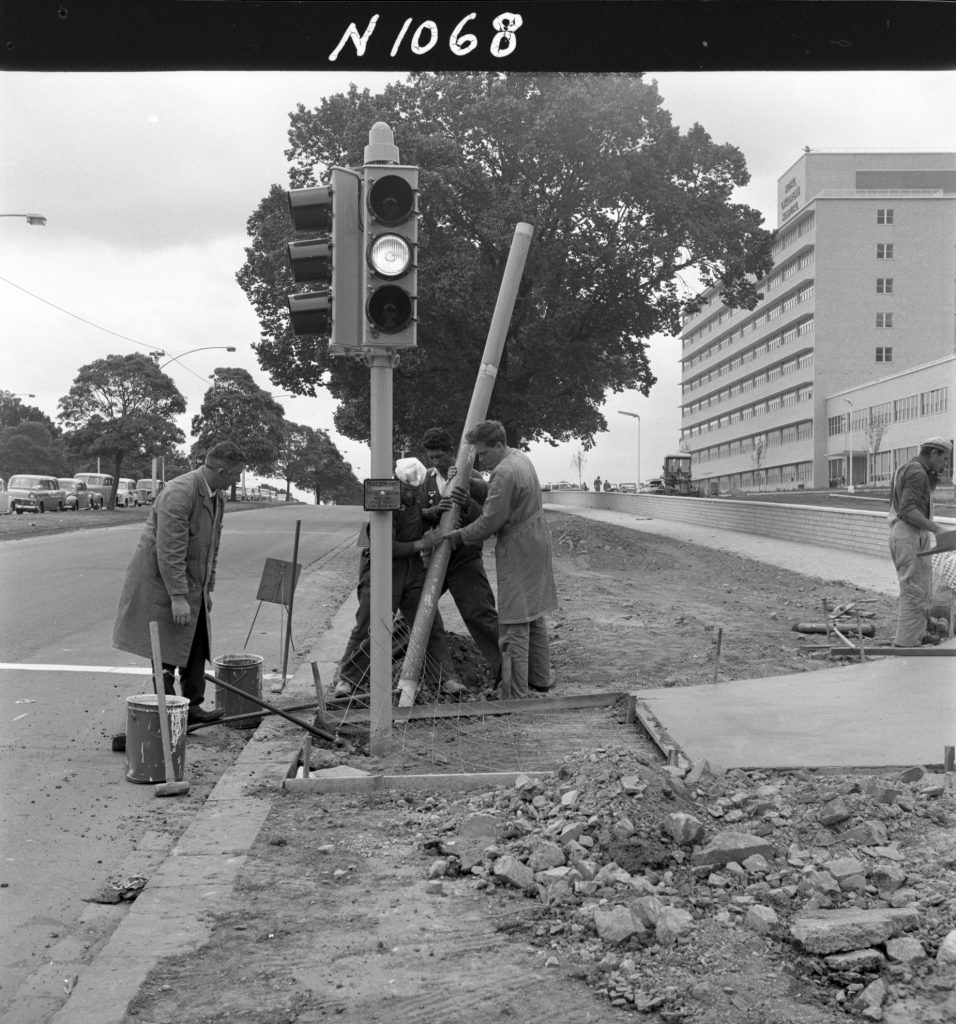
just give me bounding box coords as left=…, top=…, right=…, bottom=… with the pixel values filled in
left=363, top=478, right=401, bottom=511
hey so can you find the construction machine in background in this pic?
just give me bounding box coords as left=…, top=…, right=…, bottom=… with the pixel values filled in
left=651, top=454, right=700, bottom=495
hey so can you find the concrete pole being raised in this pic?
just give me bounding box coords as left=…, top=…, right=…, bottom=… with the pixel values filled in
left=397, top=222, right=534, bottom=706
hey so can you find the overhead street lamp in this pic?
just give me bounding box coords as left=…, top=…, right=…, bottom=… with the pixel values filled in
left=158, top=346, right=236, bottom=370
left=618, top=409, right=641, bottom=490
left=0, top=213, right=47, bottom=226
left=9, top=392, right=36, bottom=399
left=843, top=398, right=855, bottom=494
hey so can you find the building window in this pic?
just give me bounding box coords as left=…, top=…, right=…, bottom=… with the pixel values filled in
left=876, top=312, right=894, bottom=328
left=877, top=208, right=894, bottom=225
left=876, top=277, right=893, bottom=294
left=876, top=347, right=893, bottom=363
left=877, top=243, right=894, bottom=259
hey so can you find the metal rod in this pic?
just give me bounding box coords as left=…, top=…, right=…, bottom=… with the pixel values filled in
left=203, top=671, right=338, bottom=742
left=279, top=520, right=302, bottom=689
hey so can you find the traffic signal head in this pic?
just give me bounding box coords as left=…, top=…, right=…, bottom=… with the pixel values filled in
left=362, top=165, right=418, bottom=348
left=285, top=170, right=363, bottom=353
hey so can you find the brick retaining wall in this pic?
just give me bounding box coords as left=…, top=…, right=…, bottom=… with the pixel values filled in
left=544, top=491, right=956, bottom=559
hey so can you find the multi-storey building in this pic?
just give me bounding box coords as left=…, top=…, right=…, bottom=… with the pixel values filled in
left=679, top=152, right=955, bottom=494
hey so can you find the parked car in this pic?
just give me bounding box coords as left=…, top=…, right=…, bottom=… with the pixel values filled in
left=59, top=478, right=104, bottom=511
left=7, top=474, right=67, bottom=514
left=73, top=472, right=114, bottom=505
left=115, top=478, right=143, bottom=507
left=136, top=478, right=163, bottom=504
left=619, top=482, right=638, bottom=493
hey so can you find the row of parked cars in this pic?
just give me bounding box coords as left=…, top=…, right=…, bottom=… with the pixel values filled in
left=0, top=473, right=163, bottom=515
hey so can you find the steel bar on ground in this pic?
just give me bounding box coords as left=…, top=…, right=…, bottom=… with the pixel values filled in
left=203, top=671, right=338, bottom=742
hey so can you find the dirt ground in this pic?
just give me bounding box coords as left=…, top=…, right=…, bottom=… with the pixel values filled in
left=72, top=512, right=956, bottom=1022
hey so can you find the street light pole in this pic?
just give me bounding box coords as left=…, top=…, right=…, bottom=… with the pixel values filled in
left=0, top=213, right=47, bottom=226
left=618, top=410, right=641, bottom=489
left=843, top=398, right=855, bottom=494
left=158, top=346, right=236, bottom=370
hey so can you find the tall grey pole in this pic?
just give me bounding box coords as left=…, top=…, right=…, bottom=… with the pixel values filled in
left=397, top=222, right=534, bottom=706
left=367, top=355, right=397, bottom=751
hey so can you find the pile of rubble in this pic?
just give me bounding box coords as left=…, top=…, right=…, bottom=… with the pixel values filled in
left=420, top=748, right=956, bottom=1021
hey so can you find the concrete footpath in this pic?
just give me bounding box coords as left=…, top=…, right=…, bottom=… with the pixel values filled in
left=43, top=508, right=948, bottom=1023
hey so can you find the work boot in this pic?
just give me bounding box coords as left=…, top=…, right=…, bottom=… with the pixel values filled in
left=331, top=671, right=358, bottom=699
left=187, top=705, right=225, bottom=725
left=440, top=676, right=465, bottom=698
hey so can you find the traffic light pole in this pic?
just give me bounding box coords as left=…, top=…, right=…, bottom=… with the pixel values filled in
left=397, top=222, right=534, bottom=707
left=367, top=350, right=398, bottom=754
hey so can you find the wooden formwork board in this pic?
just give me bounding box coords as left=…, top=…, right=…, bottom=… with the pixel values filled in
left=282, top=769, right=554, bottom=794
left=627, top=695, right=692, bottom=772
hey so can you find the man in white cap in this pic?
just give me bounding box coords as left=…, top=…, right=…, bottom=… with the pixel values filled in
left=887, top=435, right=953, bottom=646
left=332, top=457, right=464, bottom=700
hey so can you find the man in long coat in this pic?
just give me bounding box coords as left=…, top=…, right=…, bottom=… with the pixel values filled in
left=113, top=441, right=245, bottom=723
left=423, top=419, right=557, bottom=699
left=887, top=435, right=953, bottom=646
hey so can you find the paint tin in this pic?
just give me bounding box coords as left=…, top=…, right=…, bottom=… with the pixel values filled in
left=213, top=654, right=265, bottom=729
left=124, top=693, right=189, bottom=784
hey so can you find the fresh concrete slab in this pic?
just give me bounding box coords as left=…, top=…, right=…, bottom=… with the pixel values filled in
left=634, top=639, right=955, bottom=770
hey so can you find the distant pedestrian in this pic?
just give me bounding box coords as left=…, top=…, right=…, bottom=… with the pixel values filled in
left=594, top=476, right=602, bottom=491
left=887, top=435, right=953, bottom=646
left=603, top=479, right=611, bottom=492
left=113, top=441, right=247, bottom=724
left=422, top=420, right=557, bottom=699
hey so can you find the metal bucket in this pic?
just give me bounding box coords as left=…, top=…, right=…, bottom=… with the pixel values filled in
left=125, top=693, right=189, bottom=784
left=213, top=654, right=265, bottom=729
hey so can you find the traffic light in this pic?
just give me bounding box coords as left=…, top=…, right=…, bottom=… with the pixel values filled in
left=286, top=168, right=362, bottom=354
left=362, top=164, right=418, bottom=348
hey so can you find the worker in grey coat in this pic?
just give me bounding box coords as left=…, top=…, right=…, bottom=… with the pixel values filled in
left=112, top=442, right=245, bottom=724
left=422, top=419, right=557, bottom=699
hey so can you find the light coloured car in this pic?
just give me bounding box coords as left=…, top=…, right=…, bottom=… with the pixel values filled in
left=115, top=478, right=143, bottom=508
left=7, top=474, right=66, bottom=514
left=136, top=478, right=163, bottom=504
left=59, top=478, right=104, bottom=511
left=73, top=472, right=114, bottom=505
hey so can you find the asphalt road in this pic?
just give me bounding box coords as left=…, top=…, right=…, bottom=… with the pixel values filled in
left=0, top=503, right=366, bottom=1016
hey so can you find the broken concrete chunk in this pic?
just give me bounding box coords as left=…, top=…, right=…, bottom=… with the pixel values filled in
left=655, top=905, right=694, bottom=945
left=823, top=949, right=886, bottom=973
left=839, top=820, right=889, bottom=846
left=593, top=905, right=646, bottom=944
left=744, top=904, right=779, bottom=935
left=850, top=977, right=888, bottom=1015
left=690, top=831, right=776, bottom=868
left=661, top=811, right=704, bottom=846
left=527, top=840, right=566, bottom=871
left=884, top=935, right=926, bottom=963
left=492, top=854, right=535, bottom=890
left=818, top=797, right=852, bottom=827
left=936, top=929, right=956, bottom=966
left=790, top=907, right=920, bottom=954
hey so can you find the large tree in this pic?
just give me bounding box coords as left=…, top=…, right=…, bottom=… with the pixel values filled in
left=276, top=423, right=362, bottom=505
left=0, top=391, right=59, bottom=434
left=57, top=354, right=186, bottom=508
left=190, top=367, right=286, bottom=496
left=238, top=73, right=774, bottom=452
left=0, top=421, right=72, bottom=479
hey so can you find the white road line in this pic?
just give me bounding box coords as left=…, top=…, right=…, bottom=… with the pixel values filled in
left=0, top=663, right=285, bottom=679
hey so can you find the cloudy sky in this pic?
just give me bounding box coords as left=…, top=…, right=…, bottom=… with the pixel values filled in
left=2, top=67, right=954, bottom=494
